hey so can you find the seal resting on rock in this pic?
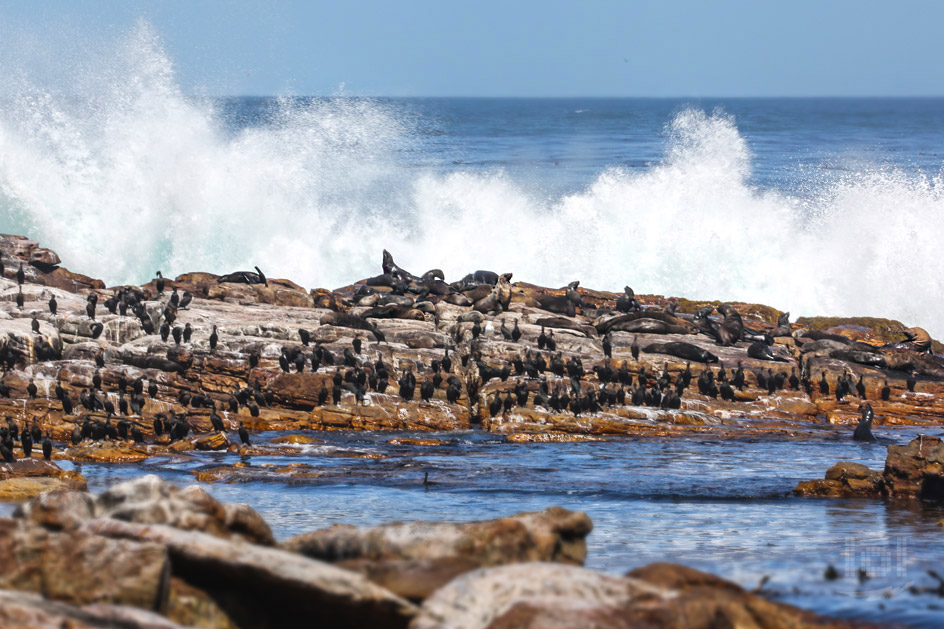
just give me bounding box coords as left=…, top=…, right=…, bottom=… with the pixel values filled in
left=747, top=341, right=789, bottom=362
left=360, top=304, right=425, bottom=321
left=321, top=312, right=386, bottom=341
left=879, top=327, right=933, bottom=354
left=535, top=281, right=582, bottom=317
left=217, top=266, right=268, bottom=286
left=595, top=311, right=693, bottom=335
left=642, top=341, right=719, bottom=364
left=459, top=270, right=499, bottom=286
left=534, top=317, right=594, bottom=337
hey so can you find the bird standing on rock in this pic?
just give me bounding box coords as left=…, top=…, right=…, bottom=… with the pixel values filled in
left=48, top=294, right=57, bottom=315
left=209, top=325, right=218, bottom=351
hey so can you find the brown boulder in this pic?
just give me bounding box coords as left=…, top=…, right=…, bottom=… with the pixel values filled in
left=282, top=507, right=592, bottom=601
left=0, top=459, right=88, bottom=501
left=29, top=247, right=61, bottom=269
left=413, top=561, right=872, bottom=629
left=884, top=434, right=944, bottom=498
left=94, top=475, right=274, bottom=545
left=86, top=519, right=418, bottom=629
left=0, top=518, right=169, bottom=611
left=0, top=589, right=186, bottom=629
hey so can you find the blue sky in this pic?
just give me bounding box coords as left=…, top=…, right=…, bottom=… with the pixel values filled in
left=2, top=0, right=942, bottom=97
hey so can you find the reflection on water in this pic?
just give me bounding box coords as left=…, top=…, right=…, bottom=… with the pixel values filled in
left=4, top=427, right=943, bottom=627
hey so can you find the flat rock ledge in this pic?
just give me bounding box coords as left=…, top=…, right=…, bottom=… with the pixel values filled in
left=795, top=434, right=944, bottom=499
left=0, top=476, right=875, bottom=628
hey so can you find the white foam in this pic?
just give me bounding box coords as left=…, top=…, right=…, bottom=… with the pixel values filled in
left=1, top=23, right=943, bottom=338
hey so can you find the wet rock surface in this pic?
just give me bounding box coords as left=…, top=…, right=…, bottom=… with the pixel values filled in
left=795, top=435, right=944, bottom=499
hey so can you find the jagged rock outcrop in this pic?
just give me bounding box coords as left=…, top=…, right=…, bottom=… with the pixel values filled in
left=795, top=435, right=944, bottom=499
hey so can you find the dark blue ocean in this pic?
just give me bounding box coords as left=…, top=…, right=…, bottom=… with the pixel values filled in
left=3, top=30, right=944, bottom=626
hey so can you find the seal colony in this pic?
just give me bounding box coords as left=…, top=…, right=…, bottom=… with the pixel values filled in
left=0, top=232, right=942, bottom=466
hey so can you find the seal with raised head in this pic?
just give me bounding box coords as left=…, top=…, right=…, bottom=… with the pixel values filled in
left=770, top=311, right=791, bottom=338
left=615, top=286, right=639, bottom=313
left=880, top=327, right=933, bottom=354
left=853, top=403, right=876, bottom=442
left=472, top=273, right=513, bottom=315
left=217, top=266, right=268, bottom=286
left=535, top=281, right=581, bottom=317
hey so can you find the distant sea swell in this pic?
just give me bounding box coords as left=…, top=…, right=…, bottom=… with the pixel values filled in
left=1, top=22, right=943, bottom=336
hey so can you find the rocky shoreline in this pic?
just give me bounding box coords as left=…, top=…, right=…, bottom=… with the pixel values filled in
left=0, top=233, right=939, bottom=477
left=0, top=233, right=940, bottom=625
left=0, top=476, right=883, bottom=628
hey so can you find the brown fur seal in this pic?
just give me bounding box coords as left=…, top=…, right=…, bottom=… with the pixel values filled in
left=770, top=312, right=791, bottom=338
left=611, top=318, right=693, bottom=335
left=882, top=350, right=944, bottom=378
left=535, top=317, right=595, bottom=337
left=217, top=266, right=267, bottom=286
left=444, top=293, right=473, bottom=306
left=874, top=327, right=933, bottom=354
left=747, top=341, right=789, bottom=362
left=615, top=286, right=640, bottom=313
left=360, top=304, right=425, bottom=321
left=535, top=281, right=581, bottom=316
left=463, top=285, right=493, bottom=302
left=472, top=273, right=512, bottom=315
left=643, top=341, right=719, bottom=364
left=321, top=312, right=386, bottom=341
left=382, top=250, right=418, bottom=281
left=495, top=273, right=512, bottom=310
left=595, top=311, right=694, bottom=335
left=716, top=304, right=743, bottom=346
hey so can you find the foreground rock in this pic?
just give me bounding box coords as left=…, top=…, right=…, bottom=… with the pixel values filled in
left=15, top=474, right=273, bottom=544
left=85, top=519, right=418, bottom=629
left=282, top=506, right=592, bottom=601
left=0, top=476, right=878, bottom=628
left=0, top=518, right=169, bottom=611
left=0, top=458, right=87, bottom=501
left=0, top=589, right=186, bottom=629
left=411, top=562, right=875, bottom=629
left=795, top=435, right=944, bottom=499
